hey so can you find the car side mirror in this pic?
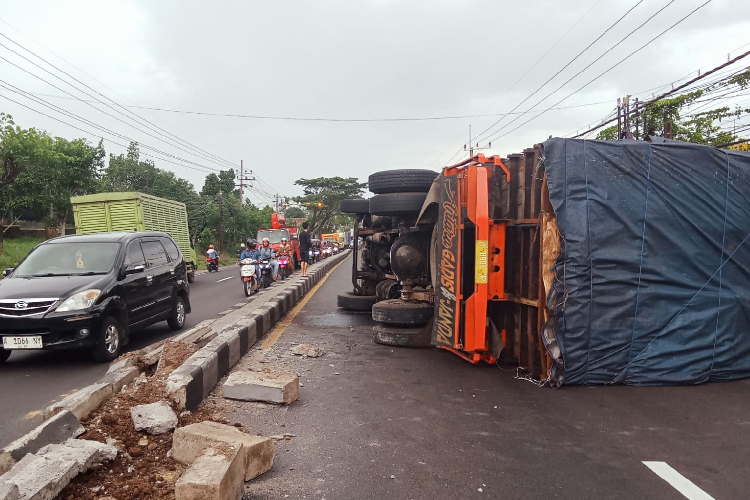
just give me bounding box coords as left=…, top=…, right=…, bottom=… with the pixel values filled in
left=2, top=268, right=14, bottom=277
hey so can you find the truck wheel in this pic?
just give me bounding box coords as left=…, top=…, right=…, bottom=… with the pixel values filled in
left=0, top=350, right=10, bottom=363
left=369, top=169, right=439, bottom=194
left=373, top=324, right=432, bottom=347
left=369, top=192, right=427, bottom=216
left=372, top=299, right=433, bottom=326
left=340, top=199, right=371, bottom=214
left=91, top=316, right=123, bottom=362
left=337, top=292, right=377, bottom=311
left=167, top=296, right=187, bottom=331
left=187, top=271, right=195, bottom=283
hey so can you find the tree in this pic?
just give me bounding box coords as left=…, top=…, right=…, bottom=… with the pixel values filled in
left=200, top=169, right=236, bottom=198
left=284, top=206, right=305, bottom=219
left=292, top=177, right=367, bottom=235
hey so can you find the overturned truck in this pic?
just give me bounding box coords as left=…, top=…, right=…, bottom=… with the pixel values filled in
left=340, top=138, right=750, bottom=386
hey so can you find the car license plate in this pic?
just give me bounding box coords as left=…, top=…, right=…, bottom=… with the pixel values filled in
left=2, top=336, right=43, bottom=349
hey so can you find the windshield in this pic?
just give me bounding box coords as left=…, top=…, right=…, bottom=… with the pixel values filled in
left=14, top=242, right=120, bottom=277
left=257, top=229, right=289, bottom=244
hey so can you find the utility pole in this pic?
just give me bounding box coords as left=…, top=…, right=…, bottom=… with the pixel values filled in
left=239, top=160, right=244, bottom=201
left=218, top=190, right=224, bottom=255
left=634, top=98, right=640, bottom=140
left=235, top=167, right=255, bottom=203
left=469, top=124, right=473, bottom=157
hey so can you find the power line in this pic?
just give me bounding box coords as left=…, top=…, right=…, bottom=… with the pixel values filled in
left=0, top=17, right=232, bottom=169
left=0, top=92, right=222, bottom=175
left=473, top=0, right=647, bottom=146
left=0, top=36, right=238, bottom=170
left=0, top=31, right=237, bottom=169
left=483, top=0, right=678, bottom=143
left=569, top=46, right=749, bottom=139
left=0, top=86, right=223, bottom=175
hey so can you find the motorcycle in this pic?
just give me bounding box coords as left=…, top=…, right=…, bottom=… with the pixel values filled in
left=278, top=254, right=291, bottom=280
left=239, top=258, right=259, bottom=296
left=206, top=257, right=219, bottom=273
left=312, top=248, right=321, bottom=263
left=258, top=259, right=274, bottom=288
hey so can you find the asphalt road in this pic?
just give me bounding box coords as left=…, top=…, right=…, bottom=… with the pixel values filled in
left=0, top=265, right=256, bottom=448
left=229, top=260, right=750, bottom=500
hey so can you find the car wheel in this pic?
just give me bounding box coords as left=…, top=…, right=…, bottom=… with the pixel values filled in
left=372, top=299, right=433, bottom=326
left=91, top=316, right=123, bottom=363
left=0, top=349, right=11, bottom=363
left=168, top=296, right=187, bottom=331
left=368, top=169, right=439, bottom=194
left=369, top=192, right=427, bottom=217
left=337, top=292, right=377, bottom=311
left=373, top=324, right=432, bottom=347
left=340, top=199, right=371, bottom=214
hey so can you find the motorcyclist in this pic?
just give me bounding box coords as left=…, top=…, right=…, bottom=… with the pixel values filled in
left=240, top=239, right=260, bottom=281
left=278, top=237, right=294, bottom=275
left=290, top=235, right=301, bottom=269
left=258, top=237, right=280, bottom=281
left=207, top=244, right=219, bottom=267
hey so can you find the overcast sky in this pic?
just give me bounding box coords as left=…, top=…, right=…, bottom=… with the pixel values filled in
left=2, top=0, right=749, bottom=206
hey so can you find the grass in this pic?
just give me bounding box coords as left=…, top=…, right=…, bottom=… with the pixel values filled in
left=0, top=236, right=44, bottom=271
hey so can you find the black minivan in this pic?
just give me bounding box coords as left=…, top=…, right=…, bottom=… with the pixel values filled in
left=0, top=232, right=191, bottom=363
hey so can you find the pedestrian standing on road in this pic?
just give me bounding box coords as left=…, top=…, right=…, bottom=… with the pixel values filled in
left=299, top=222, right=312, bottom=277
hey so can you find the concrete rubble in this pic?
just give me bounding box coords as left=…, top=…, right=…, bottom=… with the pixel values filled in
left=0, top=482, right=19, bottom=500
left=173, top=421, right=276, bottom=481
left=222, top=370, right=299, bottom=404
left=0, top=438, right=117, bottom=500
left=0, top=410, right=84, bottom=475
left=43, top=382, right=113, bottom=421
left=130, top=401, right=178, bottom=435
left=290, top=343, right=325, bottom=357
left=175, top=447, right=244, bottom=500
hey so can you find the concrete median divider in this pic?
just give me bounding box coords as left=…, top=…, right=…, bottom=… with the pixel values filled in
left=0, top=250, right=350, bottom=496
left=166, top=250, right=350, bottom=410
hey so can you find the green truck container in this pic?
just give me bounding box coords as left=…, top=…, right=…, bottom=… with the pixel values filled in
left=71, top=192, right=197, bottom=282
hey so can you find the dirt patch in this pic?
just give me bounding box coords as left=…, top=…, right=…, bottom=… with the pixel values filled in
left=155, top=341, right=199, bottom=378
left=58, top=344, right=228, bottom=500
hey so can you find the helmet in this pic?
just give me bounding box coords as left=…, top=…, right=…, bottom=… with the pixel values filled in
left=262, top=237, right=270, bottom=244
left=209, top=244, right=214, bottom=249
left=281, top=237, right=287, bottom=243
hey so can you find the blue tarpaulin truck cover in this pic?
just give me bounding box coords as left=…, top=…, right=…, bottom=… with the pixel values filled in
left=543, top=138, right=750, bottom=386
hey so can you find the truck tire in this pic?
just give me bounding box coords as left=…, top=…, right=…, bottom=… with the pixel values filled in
left=340, top=199, right=371, bottom=214
left=337, top=292, right=377, bottom=311
left=373, top=324, right=432, bottom=347
left=187, top=271, right=195, bottom=283
left=0, top=349, right=10, bottom=363
left=369, top=192, right=427, bottom=217
left=369, top=169, right=439, bottom=194
left=372, top=299, right=433, bottom=326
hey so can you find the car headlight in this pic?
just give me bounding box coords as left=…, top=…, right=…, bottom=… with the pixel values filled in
left=56, top=289, right=101, bottom=312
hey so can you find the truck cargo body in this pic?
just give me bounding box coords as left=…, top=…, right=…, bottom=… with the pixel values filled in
left=425, top=138, right=750, bottom=386
left=71, top=192, right=197, bottom=282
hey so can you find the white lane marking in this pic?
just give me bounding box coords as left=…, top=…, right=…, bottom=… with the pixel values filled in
left=643, top=462, right=716, bottom=500
left=216, top=276, right=234, bottom=283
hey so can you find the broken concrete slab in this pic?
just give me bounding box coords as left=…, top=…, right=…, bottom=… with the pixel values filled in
left=99, top=366, right=139, bottom=393
left=0, top=410, right=84, bottom=475
left=172, top=421, right=275, bottom=481
left=0, top=482, right=19, bottom=500
left=106, top=356, right=138, bottom=374
left=36, top=439, right=118, bottom=473
left=130, top=401, right=178, bottom=435
left=290, top=343, right=324, bottom=357
left=43, top=382, right=114, bottom=421
left=175, top=447, right=244, bottom=500
left=222, top=370, right=299, bottom=404
left=1, top=439, right=116, bottom=500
